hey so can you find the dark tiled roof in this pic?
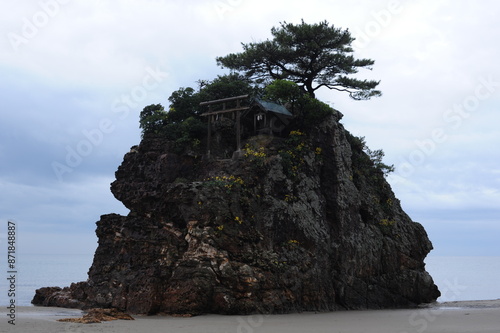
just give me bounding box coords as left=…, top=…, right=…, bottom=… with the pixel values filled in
left=253, top=99, right=293, bottom=117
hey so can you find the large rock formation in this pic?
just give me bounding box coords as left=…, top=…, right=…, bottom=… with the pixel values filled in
left=33, top=111, right=440, bottom=314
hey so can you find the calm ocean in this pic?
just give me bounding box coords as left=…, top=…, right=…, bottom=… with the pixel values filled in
left=2, top=254, right=499, bottom=306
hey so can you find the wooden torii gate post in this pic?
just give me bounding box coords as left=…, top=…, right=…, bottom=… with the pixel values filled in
left=200, top=95, right=250, bottom=159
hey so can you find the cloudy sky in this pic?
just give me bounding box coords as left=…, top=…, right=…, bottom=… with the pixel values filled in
left=1, top=0, right=498, bottom=257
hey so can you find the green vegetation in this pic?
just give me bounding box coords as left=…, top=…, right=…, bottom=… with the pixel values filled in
left=203, top=175, right=246, bottom=192
left=379, top=218, right=396, bottom=227
left=139, top=104, right=167, bottom=135
left=216, top=20, right=381, bottom=99
left=279, top=130, right=307, bottom=177
left=347, top=134, right=395, bottom=178
left=243, top=145, right=267, bottom=168
left=263, top=79, right=336, bottom=129
left=378, top=218, right=397, bottom=235
left=263, top=79, right=303, bottom=105
left=139, top=20, right=386, bottom=157
left=139, top=74, right=256, bottom=152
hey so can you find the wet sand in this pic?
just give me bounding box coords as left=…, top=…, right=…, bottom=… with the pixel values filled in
left=1, top=300, right=499, bottom=333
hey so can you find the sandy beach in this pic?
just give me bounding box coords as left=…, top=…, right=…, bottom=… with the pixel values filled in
left=1, top=300, right=499, bottom=333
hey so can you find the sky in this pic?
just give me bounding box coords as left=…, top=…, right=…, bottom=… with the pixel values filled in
left=0, top=0, right=499, bottom=257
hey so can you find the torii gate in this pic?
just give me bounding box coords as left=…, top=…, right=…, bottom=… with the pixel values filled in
left=200, top=95, right=250, bottom=159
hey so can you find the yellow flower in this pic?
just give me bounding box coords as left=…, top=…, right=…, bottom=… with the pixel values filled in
left=379, top=219, right=396, bottom=227
left=289, top=130, right=305, bottom=136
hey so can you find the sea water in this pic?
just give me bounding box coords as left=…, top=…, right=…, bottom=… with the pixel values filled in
left=2, top=254, right=499, bottom=306
left=2, top=254, right=94, bottom=306
left=425, top=256, right=500, bottom=302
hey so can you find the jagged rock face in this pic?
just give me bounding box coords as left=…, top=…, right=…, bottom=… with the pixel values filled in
left=33, top=113, right=440, bottom=314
